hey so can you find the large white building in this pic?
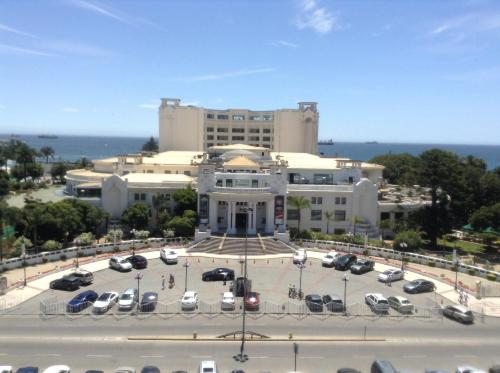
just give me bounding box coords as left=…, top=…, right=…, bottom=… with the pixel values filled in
left=66, top=99, right=429, bottom=240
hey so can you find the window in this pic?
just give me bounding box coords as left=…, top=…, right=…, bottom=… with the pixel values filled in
left=225, top=179, right=233, bottom=187
left=263, top=128, right=271, bottom=133
left=232, top=128, right=244, bottom=133
left=207, top=127, right=214, bottom=132
left=249, top=115, right=261, bottom=121
left=311, top=196, right=323, bottom=204
left=335, top=197, right=347, bottom=205
left=134, top=193, right=140, bottom=201
left=311, top=228, right=321, bottom=232
left=249, top=128, right=260, bottom=133
left=232, top=115, right=245, bottom=121
left=164, top=170, right=171, bottom=174
left=207, top=135, right=214, bottom=140
left=287, top=209, right=299, bottom=220
left=334, top=210, right=346, bottom=221
left=252, top=179, right=258, bottom=188
left=249, top=136, right=259, bottom=141
left=218, top=201, right=227, bottom=205
left=207, top=143, right=214, bottom=147
left=134, top=193, right=146, bottom=201
left=262, top=136, right=271, bottom=142
left=217, top=128, right=228, bottom=132
left=314, top=173, right=332, bottom=184
left=232, top=136, right=244, bottom=141
left=395, top=212, right=404, bottom=220
left=217, top=216, right=224, bottom=223
left=380, top=212, right=390, bottom=220
left=207, top=113, right=215, bottom=119
left=311, top=210, right=322, bottom=221
left=217, top=114, right=229, bottom=120
left=334, top=228, right=345, bottom=235
left=217, top=135, right=228, bottom=140
left=262, top=114, right=273, bottom=121
left=216, top=179, right=222, bottom=187
left=235, top=179, right=250, bottom=187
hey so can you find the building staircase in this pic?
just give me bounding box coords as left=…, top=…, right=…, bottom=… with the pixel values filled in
left=187, top=235, right=295, bottom=256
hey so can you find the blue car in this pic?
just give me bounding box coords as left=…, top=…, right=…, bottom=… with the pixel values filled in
left=67, top=290, right=98, bottom=313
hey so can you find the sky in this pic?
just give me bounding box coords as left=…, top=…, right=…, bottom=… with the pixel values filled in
left=1, top=0, right=500, bottom=145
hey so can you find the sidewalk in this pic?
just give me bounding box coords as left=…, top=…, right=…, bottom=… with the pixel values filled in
left=1, top=247, right=500, bottom=316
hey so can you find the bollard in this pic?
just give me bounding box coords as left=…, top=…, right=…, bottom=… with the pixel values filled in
left=289, top=332, right=293, bottom=340
left=253, top=259, right=255, bottom=264
left=193, top=331, right=197, bottom=339
left=226, top=259, right=228, bottom=264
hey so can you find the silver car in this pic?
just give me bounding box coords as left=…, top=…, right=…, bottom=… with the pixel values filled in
left=118, top=288, right=138, bottom=310
left=443, top=305, right=474, bottom=324
left=387, top=296, right=414, bottom=313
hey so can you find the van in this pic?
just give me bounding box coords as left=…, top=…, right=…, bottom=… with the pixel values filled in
left=371, top=360, right=397, bottom=373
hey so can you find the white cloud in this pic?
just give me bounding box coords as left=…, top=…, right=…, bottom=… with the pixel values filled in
left=43, top=41, right=112, bottom=57
left=69, top=0, right=130, bottom=24
left=430, top=13, right=500, bottom=37
left=294, top=0, right=339, bottom=34
left=0, top=22, right=37, bottom=38
left=62, top=107, right=79, bottom=112
left=272, top=40, right=299, bottom=48
left=0, top=43, right=55, bottom=57
left=182, top=67, right=275, bottom=82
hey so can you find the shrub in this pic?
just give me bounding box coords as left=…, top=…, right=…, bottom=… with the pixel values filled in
left=113, top=247, right=120, bottom=253
left=486, top=273, right=497, bottom=281
left=428, top=261, right=436, bottom=267
left=42, top=257, right=49, bottom=264
left=42, top=240, right=62, bottom=251
left=467, top=268, right=476, bottom=276
left=74, top=232, right=95, bottom=247
left=60, top=254, right=67, bottom=261
left=95, top=249, right=103, bottom=255
left=363, top=249, right=369, bottom=256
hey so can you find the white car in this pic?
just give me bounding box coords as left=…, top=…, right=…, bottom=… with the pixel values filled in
left=0, top=366, right=12, bottom=373
left=293, top=249, right=307, bottom=264
left=321, top=251, right=341, bottom=267
left=115, top=368, right=136, bottom=373
left=181, top=291, right=198, bottom=310
left=109, top=256, right=133, bottom=272
left=365, top=293, right=390, bottom=312
left=42, top=366, right=71, bottom=373
left=118, top=288, right=138, bottom=310
left=387, top=296, right=414, bottom=313
left=93, top=291, right=119, bottom=313
left=199, top=361, right=218, bottom=373
left=456, top=367, right=487, bottom=373
left=378, top=268, right=404, bottom=283
left=160, top=247, right=178, bottom=264
left=221, top=291, right=235, bottom=310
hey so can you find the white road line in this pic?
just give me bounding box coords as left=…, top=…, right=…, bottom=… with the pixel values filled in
left=353, top=355, right=373, bottom=359
left=141, top=355, right=164, bottom=358
left=87, top=354, right=112, bottom=358
left=252, top=356, right=269, bottom=359
left=36, top=353, right=61, bottom=357
left=454, top=354, right=477, bottom=358
left=0, top=353, right=8, bottom=356
left=299, top=356, right=324, bottom=359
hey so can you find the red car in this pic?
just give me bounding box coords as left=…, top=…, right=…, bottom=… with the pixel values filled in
left=244, top=291, right=260, bottom=311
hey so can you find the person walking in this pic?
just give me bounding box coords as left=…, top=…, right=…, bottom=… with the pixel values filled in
left=387, top=273, right=392, bottom=287
left=464, top=292, right=469, bottom=307
left=161, top=275, right=165, bottom=291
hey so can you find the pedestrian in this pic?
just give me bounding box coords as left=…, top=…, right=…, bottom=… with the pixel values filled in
left=288, top=282, right=293, bottom=298
left=161, top=275, right=165, bottom=291
left=387, top=274, right=392, bottom=287
left=464, top=292, right=469, bottom=307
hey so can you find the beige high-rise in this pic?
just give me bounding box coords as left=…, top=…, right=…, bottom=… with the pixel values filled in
left=158, top=98, right=319, bottom=154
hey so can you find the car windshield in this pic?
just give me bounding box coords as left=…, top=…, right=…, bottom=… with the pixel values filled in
left=119, top=259, right=128, bottom=264
left=203, top=369, right=213, bottom=373
left=120, top=294, right=132, bottom=300
left=379, top=299, right=388, bottom=304
left=98, top=293, right=110, bottom=301
left=325, top=255, right=332, bottom=259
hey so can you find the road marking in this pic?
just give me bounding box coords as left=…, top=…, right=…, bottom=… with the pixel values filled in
left=36, top=353, right=61, bottom=357
left=0, top=353, right=8, bottom=356
left=353, top=355, right=373, bottom=359
left=454, top=354, right=477, bottom=358
left=299, top=356, right=324, bottom=359
left=87, top=354, right=112, bottom=358
left=141, top=355, right=164, bottom=358
left=252, top=356, right=269, bottom=359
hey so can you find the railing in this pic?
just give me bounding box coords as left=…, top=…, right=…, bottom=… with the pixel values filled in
left=212, top=186, right=271, bottom=193
left=288, top=184, right=353, bottom=191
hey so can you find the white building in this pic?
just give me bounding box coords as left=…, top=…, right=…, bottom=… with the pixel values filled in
left=66, top=99, right=429, bottom=239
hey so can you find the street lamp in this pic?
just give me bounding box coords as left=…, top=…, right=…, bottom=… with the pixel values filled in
left=21, top=241, right=27, bottom=287
left=74, top=239, right=80, bottom=269
left=297, top=262, right=306, bottom=300
left=183, top=260, right=191, bottom=292
left=342, top=273, right=349, bottom=316
left=399, top=242, right=408, bottom=270
left=130, top=229, right=136, bottom=256
left=135, top=271, right=143, bottom=310
left=236, top=206, right=253, bottom=363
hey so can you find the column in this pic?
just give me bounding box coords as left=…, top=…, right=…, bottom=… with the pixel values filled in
left=229, top=201, right=236, bottom=234
left=266, top=198, right=274, bottom=234
left=209, top=198, right=218, bottom=232
left=250, top=201, right=257, bottom=235
left=226, top=201, right=231, bottom=234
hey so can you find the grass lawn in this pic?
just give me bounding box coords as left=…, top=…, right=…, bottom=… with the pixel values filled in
left=437, top=238, right=486, bottom=255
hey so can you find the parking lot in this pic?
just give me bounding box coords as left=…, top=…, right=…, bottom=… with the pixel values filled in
left=11, top=253, right=442, bottom=318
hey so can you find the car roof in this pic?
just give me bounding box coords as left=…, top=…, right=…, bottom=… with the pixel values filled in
left=307, top=294, right=321, bottom=299
left=112, top=255, right=125, bottom=260
left=184, top=291, right=197, bottom=297
left=77, top=290, right=96, bottom=297
left=143, top=292, right=158, bottom=297
left=123, top=288, right=137, bottom=294
left=200, top=361, right=216, bottom=368
left=324, top=294, right=341, bottom=299
left=366, top=293, right=385, bottom=298
left=448, top=305, right=469, bottom=313
left=389, top=295, right=409, bottom=302
left=223, top=292, right=234, bottom=297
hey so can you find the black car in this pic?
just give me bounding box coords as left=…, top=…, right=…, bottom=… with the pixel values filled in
left=337, top=369, right=361, bottom=373
left=141, top=367, right=160, bottom=373
left=49, top=275, right=80, bottom=291
left=202, top=267, right=235, bottom=281
left=335, top=254, right=357, bottom=271
left=305, top=294, right=323, bottom=312
left=403, top=279, right=435, bottom=294
left=322, top=294, right=344, bottom=312
left=127, top=255, right=148, bottom=269
left=140, top=292, right=158, bottom=312
left=16, top=368, right=39, bottom=373
left=67, top=290, right=99, bottom=313
left=85, top=371, right=104, bottom=373
left=350, top=259, right=375, bottom=274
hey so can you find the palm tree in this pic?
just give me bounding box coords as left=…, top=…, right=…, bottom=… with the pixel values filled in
left=15, top=142, right=37, bottom=180
left=324, top=211, right=334, bottom=234
left=287, top=196, right=310, bottom=234
left=40, top=146, right=55, bottom=163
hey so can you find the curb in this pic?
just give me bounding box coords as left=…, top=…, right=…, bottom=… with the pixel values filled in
left=127, top=336, right=386, bottom=342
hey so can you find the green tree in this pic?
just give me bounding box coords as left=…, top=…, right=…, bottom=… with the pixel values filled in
left=51, top=162, right=68, bottom=182
left=167, top=216, right=194, bottom=237
left=369, top=153, right=420, bottom=185
left=0, top=170, right=9, bottom=196
left=470, top=203, right=500, bottom=231
left=40, top=146, right=55, bottom=163
left=42, top=240, right=62, bottom=251
left=74, top=232, right=95, bottom=246
left=172, top=185, right=197, bottom=215
left=379, top=219, right=392, bottom=238
left=324, top=211, right=334, bottom=234
left=62, top=199, right=108, bottom=235
left=13, top=141, right=38, bottom=180
left=287, top=196, right=310, bottom=235
left=393, top=230, right=422, bottom=252
left=142, top=136, right=159, bottom=152
left=480, top=171, right=500, bottom=207
left=11, top=235, right=33, bottom=257
left=121, top=203, right=150, bottom=230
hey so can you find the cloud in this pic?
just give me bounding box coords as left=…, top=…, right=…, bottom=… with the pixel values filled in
left=294, top=0, right=339, bottom=34
left=0, top=43, right=55, bottom=57
left=43, top=41, right=112, bottom=57
left=181, top=67, right=275, bottom=82
left=62, top=107, right=79, bottom=112
left=272, top=40, right=299, bottom=48
left=0, top=22, right=38, bottom=38
left=430, top=12, right=500, bottom=37
left=442, top=66, right=500, bottom=82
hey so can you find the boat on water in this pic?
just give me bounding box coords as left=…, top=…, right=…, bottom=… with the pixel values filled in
left=318, top=138, right=334, bottom=145
left=38, top=134, right=58, bottom=139
left=365, top=141, right=378, bottom=144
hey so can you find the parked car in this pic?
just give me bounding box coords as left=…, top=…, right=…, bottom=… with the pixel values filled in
left=305, top=294, right=324, bottom=312
left=69, top=270, right=93, bottom=285
left=378, top=268, right=404, bottom=283
left=442, top=305, right=474, bottom=324
left=244, top=291, right=260, bottom=311
left=425, top=370, right=450, bottom=373
left=321, top=251, right=341, bottom=267
left=0, top=367, right=12, bottom=373
left=140, top=292, right=159, bottom=312
left=202, top=268, right=235, bottom=281
left=335, top=254, right=357, bottom=270
left=338, top=369, right=361, bottom=373
left=350, top=259, right=375, bottom=274
left=127, top=255, right=148, bottom=269
left=50, top=275, right=80, bottom=291
left=322, top=294, right=344, bottom=312
left=371, top=360, right=397, bottom=373
left=85, top=371, right=104, bottom=373
left=456, top=367, right=486, bottom=373
left=115, top=368, right=135, bottom=373
left=15, top=368, right=39, bottom=373
left=42, top=366, right=70, bottom=373
left=387, top=296, right=414, bottom=314
left=181, top=291, right=198, bottom=310
left=118, top=288, right=139, bottom=310
left=365, top=293, right=390, bottom=313
left=160, top=248, right=178, bottom=264
left=140, top=367, right=160, bottom=373
left=198, top=361, right=218, bottom=373
left=67, top=290, right=98, bottom=313
left=109, top=256, right=133, bottom=272
left=92, top=291, right=119, bottom=313
left=404, top=279, right=436, bottom=293
left=293, top=249, right=307, bottom=264
left=221, top=291, right=236, bottom=310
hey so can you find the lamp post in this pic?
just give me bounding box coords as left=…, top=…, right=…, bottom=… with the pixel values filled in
left=135, top=271, right=143, bottom=309
left=74, top=238, right=80, bottom=269
left=183, top=260, right=191, bottom=292
left=400, top=242, right=407, bottom=270
left=453, top=248, right=459, bottom=291
left=342, top=273, right=349, bottom=316
left=236, top=206, right=253, bottom=363
left=21, top=241, right=27, bottom=287
left=130, top=229, right=136, bottom=256
left=297, top=262, right=306, bottom=300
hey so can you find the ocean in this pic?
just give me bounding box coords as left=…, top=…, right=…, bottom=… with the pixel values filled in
left=2, top=134, right=499, bottom=169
